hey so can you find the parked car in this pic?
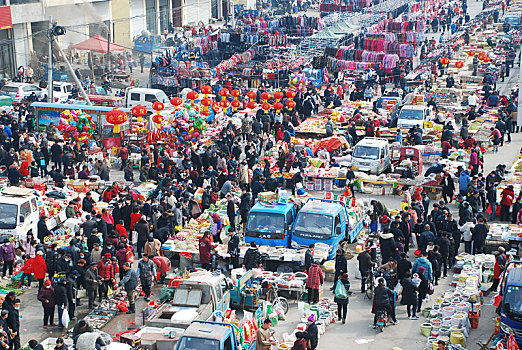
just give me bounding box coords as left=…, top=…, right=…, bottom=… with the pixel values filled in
left=0, top=83, right=42, bottom=103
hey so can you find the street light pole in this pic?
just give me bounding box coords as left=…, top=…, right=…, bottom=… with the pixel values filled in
left=47, top=16, right=53, bottom=103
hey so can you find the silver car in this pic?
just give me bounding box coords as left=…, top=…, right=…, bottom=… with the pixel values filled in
left=0, top=83, right=42, bottom=103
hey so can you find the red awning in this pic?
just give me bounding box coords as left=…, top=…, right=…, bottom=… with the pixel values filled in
left=71, top=34, right=125, bottom=53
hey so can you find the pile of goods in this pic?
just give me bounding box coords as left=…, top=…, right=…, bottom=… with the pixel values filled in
left=419, top=253, right=494, bottom=349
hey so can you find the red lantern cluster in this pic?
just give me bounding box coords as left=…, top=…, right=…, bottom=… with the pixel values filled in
left=106, top=109, right=128, bottom=133
left=455, top=61, right=464, bottom=69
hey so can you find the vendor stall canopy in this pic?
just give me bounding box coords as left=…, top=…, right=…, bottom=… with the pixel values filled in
left=72, top=34, right=126, bottom=54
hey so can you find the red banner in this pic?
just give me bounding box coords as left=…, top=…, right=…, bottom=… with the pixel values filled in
left=0, top=7, right=12, bottom=30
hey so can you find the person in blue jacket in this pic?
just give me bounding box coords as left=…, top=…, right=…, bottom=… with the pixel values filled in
left=412, top=251, right=433, bottom=282
left=459, top=170, right=471, bottom=197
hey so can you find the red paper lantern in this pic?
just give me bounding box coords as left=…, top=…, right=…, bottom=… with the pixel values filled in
left=455, top=61, right=464, bottom=69
left=286, top=90, right=296, bottom=99
left=274, top=102, right=284, bottom=112
left=231, top=100, right=241, bottom=110
left=286, top=100, right=296, bottom=111
left=152, top=101, right=165, bottom=111
left=231, top=89, right=241, bottom=98
left=273, top=91, right=284, bottom=101
left=247, top=91, right=257, bottom=101
left=218, top=88, right=229, bottom=101
left=261, top=92, right=271, bottom=101
left=187, top=91, right=199, bottom=101
left=201, top=110, right=212, bottom=117
left=247, top=101, right=257, bottom=109
left=220, top=100, right=230, bottom=109
left=170, top=97, right=182, bottom=107
left=152, top=114, right=163, bottom=124
left=131, top=105, right=147, bottom=123
left=106, top=109, right=128, bottom=133
left=483, top=56, right=491, bottom=63
left=261, top=102, right=271, bottom=113
left=201, top=98, right=212, bottom=107
left=201, top=85, right=212, bottom=96
left=467, top=50, right=476, bottom=57
left=439, top=57, right=450, bottom=66
left=478, top=52, right=486, bottom=61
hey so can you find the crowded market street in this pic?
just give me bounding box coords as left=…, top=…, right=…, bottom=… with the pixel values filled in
left=0, top=0, right=522, bottom=347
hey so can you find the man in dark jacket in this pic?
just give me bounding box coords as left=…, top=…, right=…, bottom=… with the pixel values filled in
left=419, top=224, right=435, bottom=252
left=54, top=279, right=68, bottom=328
left=7, top=298, right=20, bottom=349
left=472, top=217, right=489, bottom=254
left=373, top=278, right=397, bottom=327
left=37, top=216, right=51, bottom=243
left=227, top=228, right=240, bottom=269
left=66, top=271, right=79, bottom=319
left=84, top=262, right=99, bottom=309
left=81, top=215, right=97, bottom=238
left=45, top=244, right=58, bottom=279
left=82, top=192, right=95, bottom=213
left=379, top=232, right=396, bottom=264
left=118, top=263, right=138, bottom=314
left=226, top=194, right=236, bottom=229
left=134, top=217, right=150, bottom=258
left=137, top=254, right=156, bottom=301
left=304, top=244, right=314, bottom=272
left=331, top=249, right=347, bottom=290
left=357, top=248, right=372, bottom=293
left=243, top=242, right=262, bottom=270
left=438, top=232, right=451, bottom=277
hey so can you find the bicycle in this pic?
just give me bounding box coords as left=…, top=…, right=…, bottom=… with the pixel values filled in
left=365, top=265, right=375, bottom=300
left=264, top=281, right=289, bottom=315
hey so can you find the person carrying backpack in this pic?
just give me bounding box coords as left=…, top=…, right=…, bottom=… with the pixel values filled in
left=334, top=273, right=350, bottom=324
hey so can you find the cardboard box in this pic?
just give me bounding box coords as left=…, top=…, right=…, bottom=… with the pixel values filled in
left=258, top=192, right=277, bottom=201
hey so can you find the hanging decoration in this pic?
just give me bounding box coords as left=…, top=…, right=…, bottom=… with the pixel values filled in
left=231, top=100, right=241, bottom=111
left=274, top=102, right=284, bottom=113
left=131, top=105, right=147, bottom=123
left=247, top=91, right=257, bottom=101
left=170, top=97, right=183, bottom=109
left=439, top=57, right=450, bottom=66
left=187, top=91, right=199, bottom=103
left=152, top=101, right=164, bottom=129
left=261, top=102, right=271, bottom=114
left=455, top=61, right=464, bottom=69
left=106, top=109, right=128, bottom=133
left=201, top=85, right=212, bottom=98
left=219, top=88, right=229, bottom=101
left=467, top=50, right=476, bottom=57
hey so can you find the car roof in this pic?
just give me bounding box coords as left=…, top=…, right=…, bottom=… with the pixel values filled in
left=355, top=137, right=388, bottom=146
left=3, top=83, right=34, bottom=88
left=300, top=200, right=341, bottom=216
left=128, top=88, right=164, bottom=94
left=401, top=105, right=426, bottom=110
left=251, top=202, right=294, bottom=214
left=183, top=323, right=230, bottom=341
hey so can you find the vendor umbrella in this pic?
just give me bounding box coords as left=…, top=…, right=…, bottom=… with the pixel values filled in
left=71, top=34, right=125, bottom=53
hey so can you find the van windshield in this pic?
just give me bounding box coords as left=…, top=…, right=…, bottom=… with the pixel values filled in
left=0, top=203, right=17, bottom=229
left=246, top=213, right=285, bottom=238
left=177, top=337, right=219, bottom=350
left=353, top=145, right=379, bottom=159
left=293, top=213, right=333, bottom=240
left=505, top=285, right=522, bottom=315
left=399, top=109, right=424, bottom=120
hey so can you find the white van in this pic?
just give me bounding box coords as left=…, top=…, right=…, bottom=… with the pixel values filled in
left=125, top=87, right=170, bottom=109
left=0, top=188, right=43, bottom=240
left=397, top=105, right=428, bottom=129
left=351, top=137, right=391, bottom=175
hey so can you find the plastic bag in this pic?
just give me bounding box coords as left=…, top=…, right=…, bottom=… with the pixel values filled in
left=335, top=280, right=348, bottom=299
left=61, top=307, right=70, bottom=328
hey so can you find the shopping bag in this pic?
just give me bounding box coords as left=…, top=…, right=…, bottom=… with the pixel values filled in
left=61, top=307, right=70, bottom=328
left=428, top=281, right=434, bottom=295
left=126, top=249, right=135, bottom=264
left=131, top=231, right=138, bottom=245
left=486, top=204, right=493, bottom=214
left=334, top=280, right=348, bottom=299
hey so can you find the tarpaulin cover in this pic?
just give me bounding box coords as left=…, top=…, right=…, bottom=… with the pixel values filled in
left=311, top=135, right=349, bottom=154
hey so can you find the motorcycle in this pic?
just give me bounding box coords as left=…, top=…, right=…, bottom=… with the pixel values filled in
left=375, top=307, right=388, bottom=333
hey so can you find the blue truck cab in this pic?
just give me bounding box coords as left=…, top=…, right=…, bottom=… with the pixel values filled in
left=500, top=261, right=522, bottom=343
left=291, top=198, right=361, bottom=259
left=176, top=321, right=255, bottom=350
left=245, top=202, right=296, bottom=247
left=504, top=13, right=522, bottom=31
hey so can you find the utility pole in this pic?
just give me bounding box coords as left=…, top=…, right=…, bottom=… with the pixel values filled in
left=53, top=36, right=92, bottom=105
left=47, top=16, right=53, bottom=103
left=106, top=20, right=111, bottom=73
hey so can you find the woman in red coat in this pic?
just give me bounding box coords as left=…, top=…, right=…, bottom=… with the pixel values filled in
left=32, top=251, right=48, bottom=291
left=500, top=185, right=515, bottom=222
